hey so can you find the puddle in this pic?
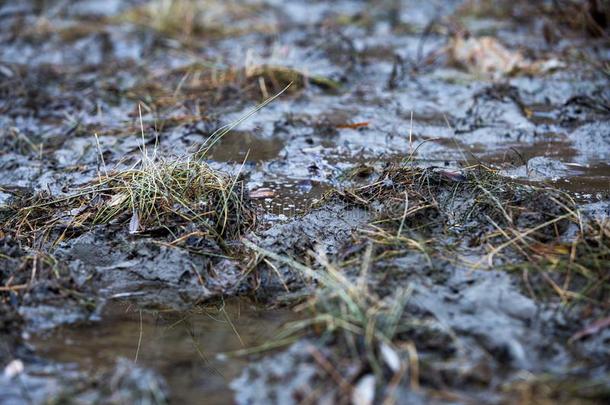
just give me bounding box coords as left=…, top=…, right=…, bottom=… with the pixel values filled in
left=207, top=131, right=285, bottom=163
left=254, top=178, right=331, bottom=218
left=559, top=162, right=610, bottom=195
left=29, top=300, right=299, bottom=404
left=484, top=140, right=610, bottom=195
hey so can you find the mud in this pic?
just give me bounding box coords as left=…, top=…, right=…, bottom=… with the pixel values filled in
left=1, top=0, right=609, bottom=403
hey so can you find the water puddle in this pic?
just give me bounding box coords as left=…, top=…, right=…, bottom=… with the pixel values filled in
left=254, top=178, right=331, bottom=218
left=30, top=299, right=298, bottom=403
left=559, top=162, right=610, bottom=195
left=482, top=141, right=610, bottom=195
left=207, top=131, right=285, bottom=163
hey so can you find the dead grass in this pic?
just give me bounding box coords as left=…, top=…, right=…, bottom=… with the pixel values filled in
left=456, top=0, right=608, bottom=38
left=4, top=86, right=298, bottom=247
left=5, top=156, right=254, bottom=246
left=237, top=163, right=609, bottom=399
left=125, top=62, right=340, bottom=116
left=243, top=239, right=422, bottom=389
left=505, top=219, right=610, bottom=309
left=328, top=163, right=608, bottom=307
left=502, top=372, right=610, bottom=405
left=117, top=0, right=271, bottom=42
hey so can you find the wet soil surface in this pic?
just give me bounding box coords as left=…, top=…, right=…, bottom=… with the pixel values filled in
left=1, top=0, right=609, bottom=403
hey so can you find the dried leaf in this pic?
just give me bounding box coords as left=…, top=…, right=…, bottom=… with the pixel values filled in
left=449, top=35, right=523, bottom=77
left=449, top=34, right=564, bottom=78
left=108, top=192, right=128, bottom=207
left=336, top=122, right=369, bottom=129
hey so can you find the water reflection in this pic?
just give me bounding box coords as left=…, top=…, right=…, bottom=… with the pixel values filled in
left=32, top=300, right=298, bottom=403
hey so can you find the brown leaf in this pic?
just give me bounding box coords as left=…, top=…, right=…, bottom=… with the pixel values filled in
left=448, top=34, right=564, bottom=78
left=336, top=121, right=369, bottom=129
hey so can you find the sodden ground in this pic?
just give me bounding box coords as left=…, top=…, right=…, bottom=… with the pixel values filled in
left=0, top=0, right=609, bottom=404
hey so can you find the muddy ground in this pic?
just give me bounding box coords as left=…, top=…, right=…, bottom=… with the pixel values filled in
left=0, top=0, right=609, bottom=404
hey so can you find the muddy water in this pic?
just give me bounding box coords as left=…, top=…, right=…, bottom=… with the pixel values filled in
left=207, top=131, right=285, bottom=163
left=30, top=300, right=298, bottom=404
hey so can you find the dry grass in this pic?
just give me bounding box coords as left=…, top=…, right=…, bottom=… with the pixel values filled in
left=125, top=62, right=340, bottom=117
left=506, top=219, right=610, bottom=308
left=117, top=0, right=271, bottom=42
left=456, top=0, right=608, bottom=38
left=243, top=239, right=421, bottom=388
left=4, top=85, right=299, bottom=247
left=328, top=163, right=608, bottom=307
left=5, top=156, right=254, bottom=247
left=502, top=372, right=610, bottom=405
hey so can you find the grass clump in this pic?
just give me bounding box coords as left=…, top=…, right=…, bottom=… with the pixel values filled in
left=332, top=164, right=576, bottom=253
left=328, top=163, right=608, bottom=308
left=86, top=157, right=254, bottom=238
left=117, top=0, right=269, bottom=42
left=5, top=85, right=302, bottom=251
left=506, top=219, right=610, bottom=309
left=6, top=156, right=254, bottom=246
left=126, top=62, right=340, bottom=115
left=4, top=88, right=298, bottom=246
left=243, top=239, right=423, bottom=390
left=502, top=373, right=610, bottom=405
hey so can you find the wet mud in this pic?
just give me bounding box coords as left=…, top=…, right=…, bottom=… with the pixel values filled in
left=1, top=0, right=609, bottom=404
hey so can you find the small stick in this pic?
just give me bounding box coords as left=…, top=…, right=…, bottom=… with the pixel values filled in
left=0, top=284, right=28, bottom=292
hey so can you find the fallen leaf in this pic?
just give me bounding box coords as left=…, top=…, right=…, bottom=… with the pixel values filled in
left=336, top=122, right=369, bottom=129
left=108, top=192, right=128, bottom=207
left=249, top=188, right=275, bottom=199
left=448, top=34, right=564, bottom=79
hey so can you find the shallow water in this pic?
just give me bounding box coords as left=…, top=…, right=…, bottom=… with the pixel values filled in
left=30, top=300, right=298, bottom=404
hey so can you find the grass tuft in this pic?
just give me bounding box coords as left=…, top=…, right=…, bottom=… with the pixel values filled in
left=6, top=156, right=254, bottom=246
left=328, top=163, right=608, bottom=308
left=244, top=239, right=421, bottom=386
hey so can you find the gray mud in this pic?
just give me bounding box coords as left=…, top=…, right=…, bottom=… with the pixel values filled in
left=1, top=0, right=609, bottom=404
